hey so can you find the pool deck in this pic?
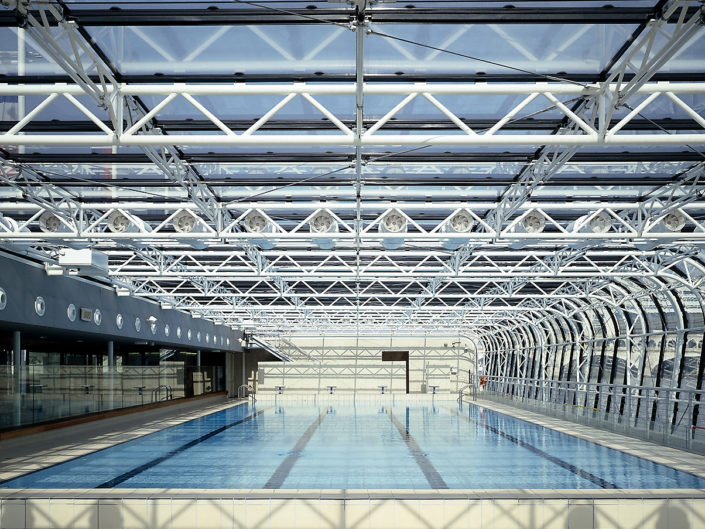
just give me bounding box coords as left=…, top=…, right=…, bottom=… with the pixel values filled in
left=2, top=395, right=705, bottom=528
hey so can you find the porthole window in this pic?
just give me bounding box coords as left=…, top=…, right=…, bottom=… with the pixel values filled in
left=35, top=296, right=46, bottom=316
left=176, top=327, right=182, bottom=339
left=164, top=324, right=170, bottom=337
left=67, top=303, right=77, bottom=322
left=206, top=333, right=210, bottom=344
left=93, top=309, right=102, bottom=326
left=226, top=337, right=230, bottom=346
left=116, top=313, right=124, bottom=330
left=187, top=329, right=192, bottom=340
left=197, top=331, right=201, bottom=342
left=0, top=287, right=7, bottom=310
left=150, top=323, right=157, bottom=335
left=135, top=317, right=141, bottom=332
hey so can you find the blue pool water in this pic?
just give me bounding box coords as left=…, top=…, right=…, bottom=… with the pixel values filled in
left=2, top=401, right=704, bottom=489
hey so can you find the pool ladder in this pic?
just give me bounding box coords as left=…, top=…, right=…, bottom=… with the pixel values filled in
left=152, top=385, right=173, bottom=402
left=458, top=384, right=476, bottom=404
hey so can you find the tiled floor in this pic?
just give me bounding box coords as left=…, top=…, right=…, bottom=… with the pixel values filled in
left=0, top=395, right=246, bottom=483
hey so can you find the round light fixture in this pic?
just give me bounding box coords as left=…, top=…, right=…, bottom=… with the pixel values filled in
left=35, top=296, right=46, bottom=316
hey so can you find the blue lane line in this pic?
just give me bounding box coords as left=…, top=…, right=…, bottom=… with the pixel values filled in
left=96, top=406, right=271, bottom=488
left=447, top=407, right=619, bottom=489
left=264, top=409, right=329, bottom=488
left=387, top=408, right=449, bottom=489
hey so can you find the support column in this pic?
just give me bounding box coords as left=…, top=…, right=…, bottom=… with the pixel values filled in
left=197, top=350, right=201, bottom=368
left=13, top=330, right=22, bottom=426
left=241, top=350, right=246, bottom=387
left=107, top=340, right=115, bottom=410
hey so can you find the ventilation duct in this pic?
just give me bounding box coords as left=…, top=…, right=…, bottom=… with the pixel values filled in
left=442, top=210, right=473, bottom=250
left=509, top=211, right=546, bottom=249
left=636, top=210, right=686, bottom=250
left=107, top=211, right=151, bottom=234
left=378, top=209, right=407, bottom=250
left=39, top=211, right=71, bottom=233
left=172, top=210, right=209, bottom=250
left=244, top=210, right=275, bottom=250
left=309, top=210, right=338, bottom=250
left=0, top=213, right=30, bottom=250
left=661, top=211, right=686, bottom=232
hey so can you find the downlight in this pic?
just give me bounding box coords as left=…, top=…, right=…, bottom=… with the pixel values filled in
left=442, top=210, right=473, bottom=250
left=309, top=210, right=338, bottom=250
left=379, top=210, right=407, bottom=250
left=243, top=210, right=274, bottom=250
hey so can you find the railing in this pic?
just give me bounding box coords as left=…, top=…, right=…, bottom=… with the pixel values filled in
left=478, top=375, right=705, bottom=454
left=0, top=364, right=224, bottom=430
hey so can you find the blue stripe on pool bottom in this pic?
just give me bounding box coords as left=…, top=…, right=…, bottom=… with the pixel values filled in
left=96, top=407, right=270, bottom=488
left=264, top=409, right=329, bottom=488
left=447, top=406, right=618, bottom=489
left=387, top=408, right=448, bottom=489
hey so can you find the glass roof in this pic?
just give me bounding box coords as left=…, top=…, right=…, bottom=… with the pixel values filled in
left=0, top=0, right=703, bottom=333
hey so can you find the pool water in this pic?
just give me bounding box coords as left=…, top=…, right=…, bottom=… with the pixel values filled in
left=2, top=401, right=704, bottom=489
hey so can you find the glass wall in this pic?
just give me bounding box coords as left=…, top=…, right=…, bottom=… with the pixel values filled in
left=0, top=364, right=225, bottom=429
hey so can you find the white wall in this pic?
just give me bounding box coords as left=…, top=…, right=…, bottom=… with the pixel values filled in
left=256, top=334, right=479, bottom=394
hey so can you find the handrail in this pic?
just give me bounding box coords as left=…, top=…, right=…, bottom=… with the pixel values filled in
left=484, top=375, right=705, bottom=397
left=457, top=384, right=474, bottom=403
left=151, top=384, right=172, bottom=402
left=238, top=384, right=256, bottom=403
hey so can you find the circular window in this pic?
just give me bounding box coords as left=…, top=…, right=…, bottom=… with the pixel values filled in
left=93, top=309, right=102, bottom=326
left=35, top=296, right=46, bottom=316
left=197, top=331, right=202, bottom=342
left=187, top=329, right=192, bottom=340
left=206, top=333, right=210, bottom=344
left=164, top=324, right=170, bottom=337
left=135, top=317, right=141, bottom=332
left=0, top=287, right=7, bottom=310
left=176, top=327, right=182, bottom=339
left=67, top=303, right=77, bottom=322
left=116, top=313, right=124, bottom=330
left=150, top=323, right=157, bottom=335
left=226, top=337, right=230, bottom=347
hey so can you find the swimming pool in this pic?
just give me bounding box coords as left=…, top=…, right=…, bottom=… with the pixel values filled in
left=2, top=400, right=703, bottom=490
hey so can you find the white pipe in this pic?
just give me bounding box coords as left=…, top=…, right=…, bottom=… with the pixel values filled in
left=1, top=82, right=704, bottom=97
left=3, top=133, right=704, bottom=146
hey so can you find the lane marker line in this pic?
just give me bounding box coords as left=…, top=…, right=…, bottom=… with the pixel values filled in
left=264, top=409, right=329, bottom=489
left=445, top=406, right=618, bottom=489
left=386, top=408, right=448, bottom=489
left=97, top=406, right=272, bottom=488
